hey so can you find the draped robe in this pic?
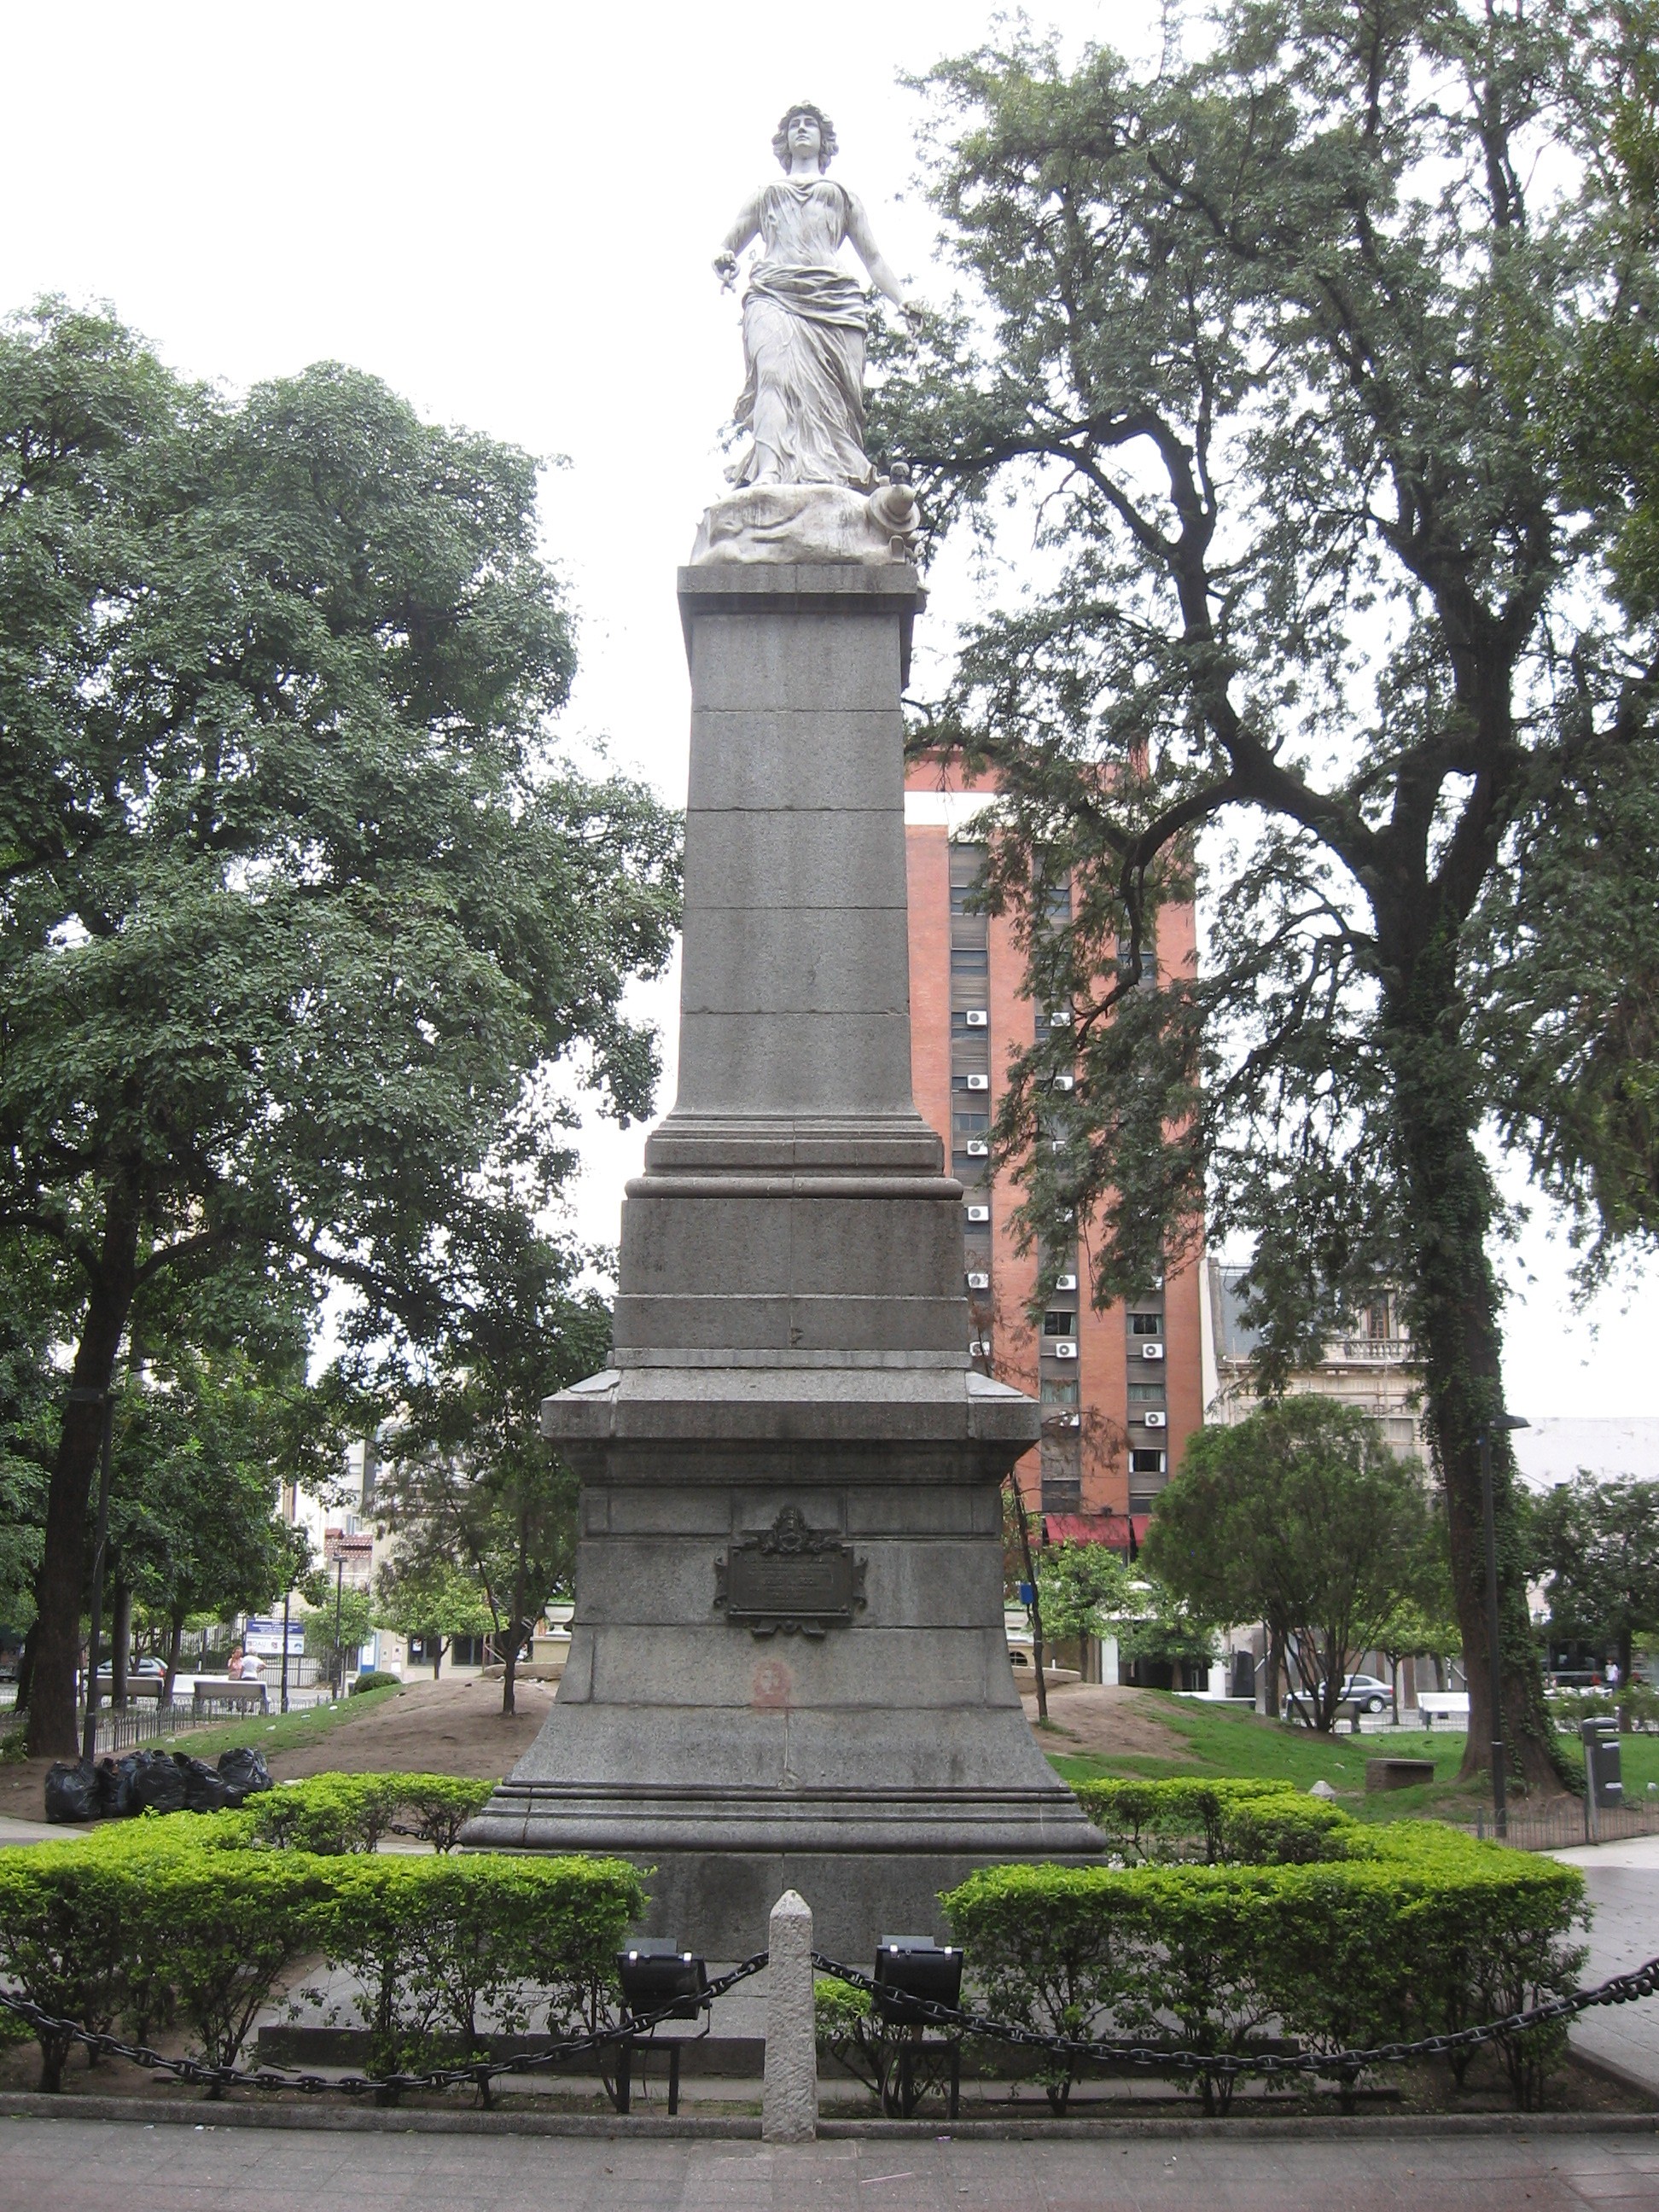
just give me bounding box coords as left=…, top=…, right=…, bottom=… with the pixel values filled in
left=732, top=179, right=873, bottom=489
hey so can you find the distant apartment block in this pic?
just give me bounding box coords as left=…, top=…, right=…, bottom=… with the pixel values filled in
left=905, top=767, right=1206, bottom=1533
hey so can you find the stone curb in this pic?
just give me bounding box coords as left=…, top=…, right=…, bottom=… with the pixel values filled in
left=0, top=2093, right=1653, bottom=2141
left=0, top=2093, right=760, bottom=2137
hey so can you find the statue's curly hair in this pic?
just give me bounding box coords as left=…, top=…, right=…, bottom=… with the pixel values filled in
left=772, top=103, right=837, bottom=171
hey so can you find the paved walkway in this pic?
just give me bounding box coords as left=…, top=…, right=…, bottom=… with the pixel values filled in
left=1557, top=1837, right=1659, bottom=2097
left=1, top=2116, right=1656, bottom=2211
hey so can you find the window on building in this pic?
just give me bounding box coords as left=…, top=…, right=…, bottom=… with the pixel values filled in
left=1039, top=1377, right=1080, bottom=1406
left=1043, top=1311, right=1077, bottom=1336
left=949, top=946, right=989, bottom=975
left=949, top=843, right=987, bottom=915
left=1366, top=1299, right=1392, bottom=1338
left=952, top=1110, right=990, bottom=1137
left=1127, top=1381, right=1165, bottom=1404
left=1116, top=934, right=1156, bottom=983
left=1127, top=1312, right=1163, bottom=1336
left=1130, top=1448, right=1167, bottom=1476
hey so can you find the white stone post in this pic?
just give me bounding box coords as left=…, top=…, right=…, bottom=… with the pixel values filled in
left=762, top=1888, right=818, bottom=2143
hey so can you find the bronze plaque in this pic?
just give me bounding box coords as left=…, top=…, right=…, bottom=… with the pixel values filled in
left=715, top=1506, right=867, bottom=1639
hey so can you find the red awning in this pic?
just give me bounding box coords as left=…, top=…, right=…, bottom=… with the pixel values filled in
left=1041, top=1512, right=1148, bottom=1549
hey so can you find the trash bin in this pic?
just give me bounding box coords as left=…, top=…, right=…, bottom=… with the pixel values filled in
left=1581, top=1716, right=1623, bottom=1812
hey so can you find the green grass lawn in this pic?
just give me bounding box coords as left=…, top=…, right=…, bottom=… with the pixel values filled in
left=1045, top=1691, right=1659, bottom=1822
left=140, top=1679, right=404, bottom=1764
left=1045, top=1691, right=1551, bottom=1821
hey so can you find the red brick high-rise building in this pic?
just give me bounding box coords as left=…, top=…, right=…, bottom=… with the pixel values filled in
left=905, top=765, right=1206, bottom=1538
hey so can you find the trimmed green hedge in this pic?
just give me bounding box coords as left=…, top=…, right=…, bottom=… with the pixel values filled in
left=248, top=1773, right=493, bottom=1854
left=942, top=1821, right=1586, bottom=2113
left=0, top=1790, right=643, bottom=2097
left=1072, top=1777, right=1302, bottom=1863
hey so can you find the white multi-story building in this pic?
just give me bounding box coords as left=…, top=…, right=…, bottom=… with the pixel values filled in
left=1201, top=1260, right=1428, bottom=1464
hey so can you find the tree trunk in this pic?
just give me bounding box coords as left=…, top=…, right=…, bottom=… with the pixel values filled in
left=1385, top=1004, right=1560, bottom=1796
left=27, top=1190, right=141, bottom=1756
left=163, top=1608, right=184, bottom=1706
left=503, top=1532, right=529, bottom=1720
left=110, top=1580, right=132, bottom=1708
left=15, top=1619, right=37, bottom=1714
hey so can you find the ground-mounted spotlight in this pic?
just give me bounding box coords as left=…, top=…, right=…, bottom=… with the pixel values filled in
left=611, top=1937, right=712, bottom=2114
left=873, top=1934, right=963, bottom=2024
left=871, top=1936, right=964, bottom=2118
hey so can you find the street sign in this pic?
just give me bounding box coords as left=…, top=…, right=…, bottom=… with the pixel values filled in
left=245, top=1615, right=306, bottom=1657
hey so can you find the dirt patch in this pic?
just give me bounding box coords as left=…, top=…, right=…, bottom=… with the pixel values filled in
left=1019, top=1681, right=1190, bottom=1762
left=0, top=1677, right=558, bottom=1821
left=264, top=1676, right=558, bottom=1782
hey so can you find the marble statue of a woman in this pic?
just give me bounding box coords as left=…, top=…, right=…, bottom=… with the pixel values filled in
left=713, top=104, right=915, bottom=490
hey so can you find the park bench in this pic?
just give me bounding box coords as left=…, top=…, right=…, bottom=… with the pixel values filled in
left=90, top=1675, right=168, bottom=1705
left=1416, top=1691, right=1470, bottom=1728
left=192, top=1676, right=269, bottom=1716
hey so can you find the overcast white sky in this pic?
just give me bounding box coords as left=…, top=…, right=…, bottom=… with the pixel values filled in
left=3, top=1, right=1653, bottom=1417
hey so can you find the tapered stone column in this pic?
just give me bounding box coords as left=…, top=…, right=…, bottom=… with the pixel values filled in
left=465, top=562, right=1103, bottom=1955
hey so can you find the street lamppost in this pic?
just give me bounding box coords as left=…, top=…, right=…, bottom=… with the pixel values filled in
left=1479, top=1410, right=1530, bottom=1840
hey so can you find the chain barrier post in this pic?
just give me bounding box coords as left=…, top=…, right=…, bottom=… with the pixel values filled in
left=763, top=1889, right=818, bottom=2144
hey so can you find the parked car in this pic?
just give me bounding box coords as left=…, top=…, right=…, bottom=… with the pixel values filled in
left=1282, top=1673, right=1392, bottom=1721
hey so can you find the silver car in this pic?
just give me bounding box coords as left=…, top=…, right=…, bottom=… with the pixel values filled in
left=1282, top=1673, right=1392, bottom=1720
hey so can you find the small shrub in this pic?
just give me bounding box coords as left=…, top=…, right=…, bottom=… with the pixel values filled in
left=351, top=1670, right=398, bottom=1696
left=249, top=1773, right=402, bottom=1854
left=1215, top=1796, right=1358, bottom=1865
left=0, top=1832, right=154, bottom=2088
left=1073, top=1777, right=1301, bottom=1863
left=941, top=1826, right=1587, bottom=2112
left=0, top=1807, right=646, bottom=2108
left=247, top=1772, right=492, bottom=1854
left=309, top=1852, right=644, bottom=2102
left=390, top=1774, right=493, bottom=1852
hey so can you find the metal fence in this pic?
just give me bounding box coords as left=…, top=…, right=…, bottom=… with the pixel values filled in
left=1469, top=1799, right=1659, bottom=1851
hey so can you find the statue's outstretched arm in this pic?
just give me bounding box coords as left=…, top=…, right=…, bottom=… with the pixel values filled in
left=713, top=190, right=765, bottom=288
left=843, top=190, right=913, bottom=314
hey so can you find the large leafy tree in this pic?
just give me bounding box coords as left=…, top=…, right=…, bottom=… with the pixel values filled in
left=1143, top=1400, right=1439, bottom=1732
left=370, top=1218, right=609, bottom=1714
left=1529, top=1474, right=1659, bottom=1684
left=882, top=2, right=1659, bottom=1790
left=0, top=304, right=679, bottom=1752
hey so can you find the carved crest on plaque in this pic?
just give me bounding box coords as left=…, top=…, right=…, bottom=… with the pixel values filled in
left=714, top=1505, right=868, bottom=1639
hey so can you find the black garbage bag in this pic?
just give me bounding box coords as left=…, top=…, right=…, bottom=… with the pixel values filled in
left=96, top=1753, right=140, bottom=1819
left=130, top=1745, right=189, bottom=1814
left=217, top=1746, right=272, bottom=1805
left=44, top=1760, right=100, bottom=1823
left=178, top=1754, right=230, bottom=1813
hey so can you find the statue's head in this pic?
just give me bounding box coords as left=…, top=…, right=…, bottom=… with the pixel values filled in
left=772, top=103, right=837, bottom=172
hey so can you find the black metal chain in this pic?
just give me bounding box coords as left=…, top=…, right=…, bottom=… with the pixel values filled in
left=8, top=1946, right=1656, bottom=2100
left=811, top=1951, right=1659, bottom=2081
left=0, top=1952, right=771, bottom=2098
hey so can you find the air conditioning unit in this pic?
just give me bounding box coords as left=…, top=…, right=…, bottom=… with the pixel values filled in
left=965, top=1072, right=989, bottom=1091
left=966, top=1271, right=991, bottom=1290
left=963, top=1009, right=988, bottom=1027
left=1057, top=1412, right=1081, bottom=1430
left=1142, top=1409, right=1167, bottom=1429
left=965, top=1203, right=990, bottom=1223
left=1051, top=1341, right=1078, bottom=1360
left=1141, top=1341, right=1165, bottom=1361
left=964, top=1140, right=989, bottom=1157
left=969, top=1338, right=991, bottom=1358
left=1051, top=1138, right=1066, bottom=1153
left=1055, top=1272, right=1078, bottom=1292
left=1047, top=1006, right=1072, bottom=1026
left=1052, top=1073, right=1075, bottom=1091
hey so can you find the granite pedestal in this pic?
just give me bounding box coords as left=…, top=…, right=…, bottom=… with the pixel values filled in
left=464, top=562, right=1103, bottom=1956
